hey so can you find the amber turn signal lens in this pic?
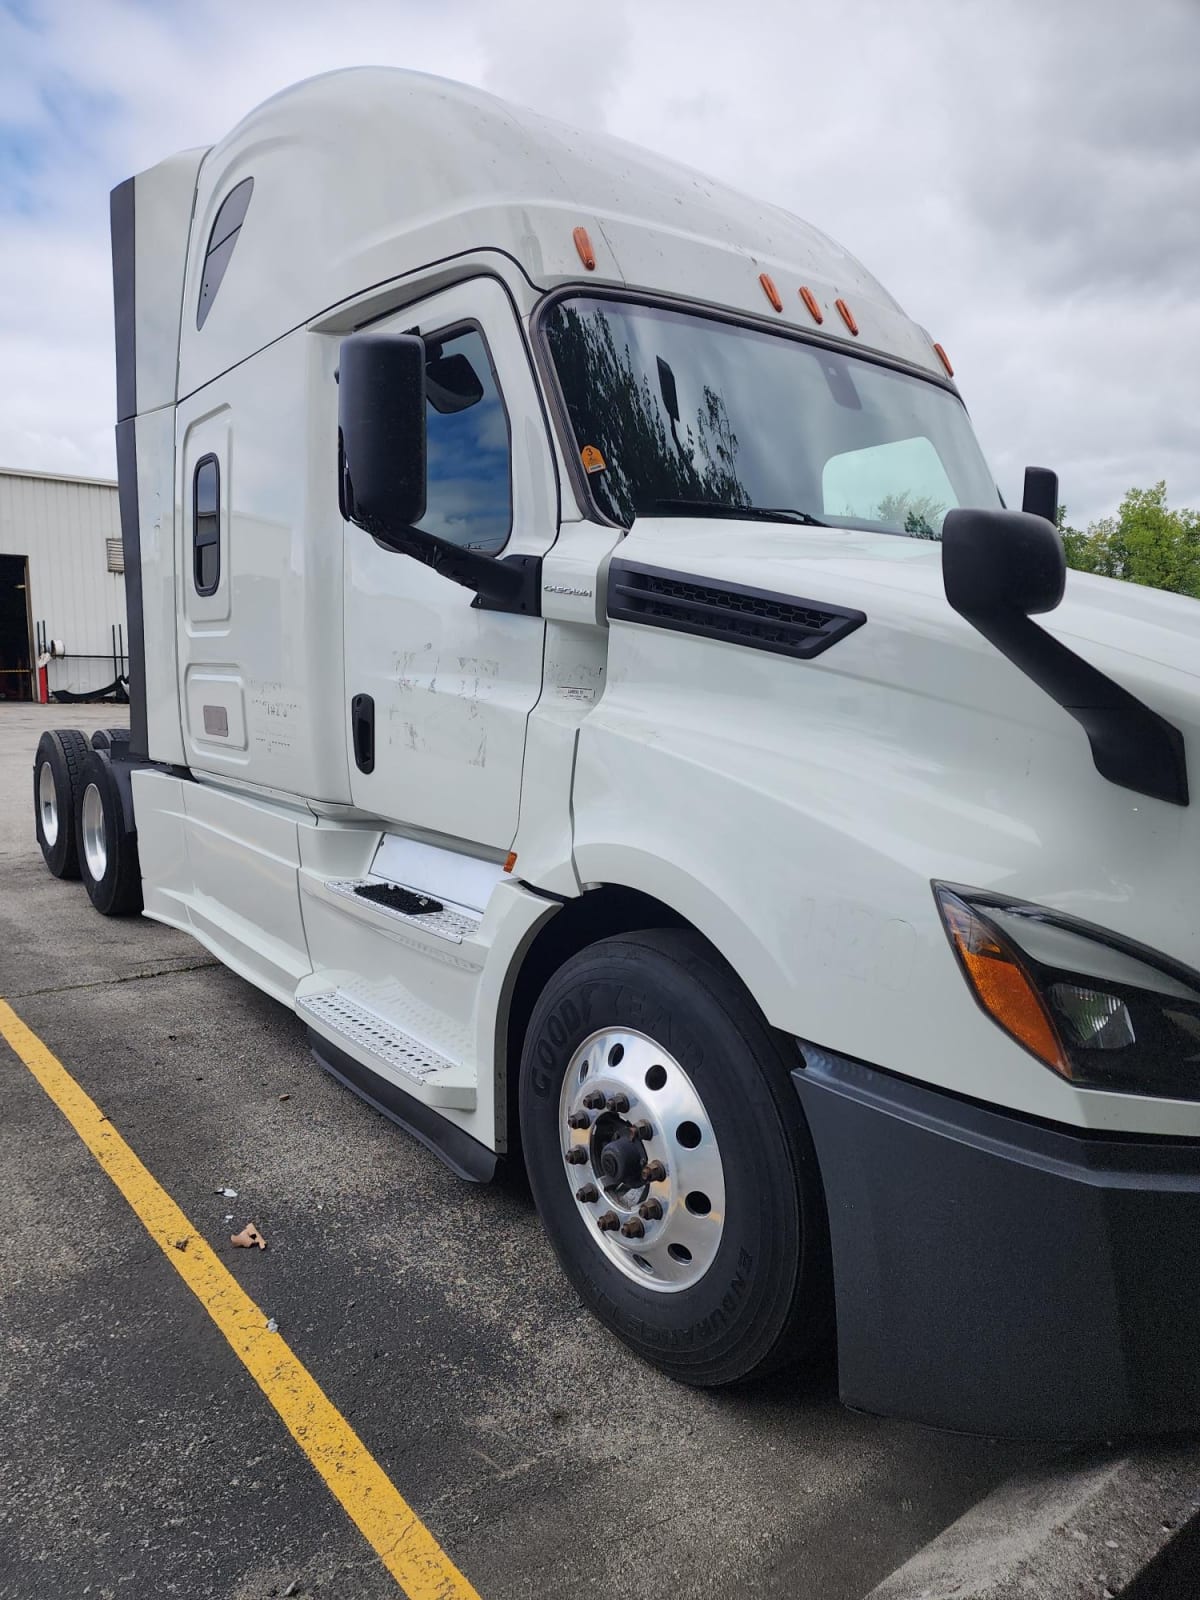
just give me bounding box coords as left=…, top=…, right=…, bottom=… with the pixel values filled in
left=936, top=889, right=1068, bottom=1072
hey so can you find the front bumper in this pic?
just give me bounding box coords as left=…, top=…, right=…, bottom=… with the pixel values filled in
left=793, top=1047, right=1200, bottom=1441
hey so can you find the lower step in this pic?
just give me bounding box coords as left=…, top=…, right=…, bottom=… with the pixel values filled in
left=296, top=987, right=476, bottom=1110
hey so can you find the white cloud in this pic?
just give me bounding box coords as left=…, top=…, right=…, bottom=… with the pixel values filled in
left=0, top=0, right=1196, bottom=525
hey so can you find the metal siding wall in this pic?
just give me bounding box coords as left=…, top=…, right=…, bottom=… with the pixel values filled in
left=0, top=472, right=127, bottom=696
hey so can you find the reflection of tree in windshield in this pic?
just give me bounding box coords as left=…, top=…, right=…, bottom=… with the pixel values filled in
left=546, top=303, right=748, bottom=525
left=875, top=491, right=946, bottom=540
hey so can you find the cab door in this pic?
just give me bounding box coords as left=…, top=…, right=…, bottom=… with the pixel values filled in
left=343, top=276, right=557, bottom=850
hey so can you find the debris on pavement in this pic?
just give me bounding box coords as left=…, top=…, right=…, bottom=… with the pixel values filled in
left=283, top=1582, right=300, bottom=1597
left=266, top=1317, right=279, bottom=1333
left=231, top=1223, right=267, bottom=1249
left=215, top=1186, right=238, bottom=1198
left=279, top=1093, right=291, bottom=1102
left=173, top=1237, right=189, bottom=1252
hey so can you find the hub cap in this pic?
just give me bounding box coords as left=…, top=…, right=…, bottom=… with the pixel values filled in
left=559, top=1028, right=726, bottom=1292
left=38, top=761, right=58, bottom=847
left=81, top=782, right=107, bottom=882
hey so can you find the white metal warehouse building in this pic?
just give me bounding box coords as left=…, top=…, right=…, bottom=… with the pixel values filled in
left=0, top=467, right=129, bottom=702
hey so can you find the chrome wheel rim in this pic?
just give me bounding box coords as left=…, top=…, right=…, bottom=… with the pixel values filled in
left=559, top=1028, right=726, bottom=1292
left=81, top=782, right=107, bottom=881
left=38, top=761, right=59, bottom=847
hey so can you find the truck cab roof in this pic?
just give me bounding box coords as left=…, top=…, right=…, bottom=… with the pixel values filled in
left=167, top=66, right=946, bottom=400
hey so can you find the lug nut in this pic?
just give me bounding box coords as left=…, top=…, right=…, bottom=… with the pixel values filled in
left=596, top=1211, right=620, bottom=1232
left=606, top=1093, right=631, bottom=1114
left=620, top=1216, right=645, bottom=1239
left=582, top=1090, right=607, bottom=1110
left=565, top=1147, right=588, bottom=1165
left=633, top=1120, right=653, bottom=1141
left=567, top=1111, right=591, bottom=1130
left=639, top=1198, right=663, bottom=1221
left=576, top=1183, right=599, bottom=1204
left=642, top=1160, right=667, bottom=1183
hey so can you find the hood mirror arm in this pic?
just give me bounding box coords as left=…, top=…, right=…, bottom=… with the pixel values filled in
left=943, top=507, right=1189, bottom=807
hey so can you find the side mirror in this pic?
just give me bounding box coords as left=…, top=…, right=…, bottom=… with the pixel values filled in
left=338, top=332, right=427, bottom=534
left=942, top=506, right=1188, bottom=807
left=942, top=507, right=1066, bottom=621
left=336, top=331, right=541, bottom=617
left=1021, top=466, right=1059, bottom=524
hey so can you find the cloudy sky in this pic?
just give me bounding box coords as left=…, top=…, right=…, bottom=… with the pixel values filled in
left=1, top=0, right=1196, bottom=526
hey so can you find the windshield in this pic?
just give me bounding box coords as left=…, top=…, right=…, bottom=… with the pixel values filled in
left=544, top=297, right=1001, bottom=538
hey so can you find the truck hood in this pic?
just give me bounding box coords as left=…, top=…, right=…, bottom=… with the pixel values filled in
left=622, top=517, right=1200, bottom=686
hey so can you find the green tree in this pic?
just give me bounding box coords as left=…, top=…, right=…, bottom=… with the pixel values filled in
left=1058, top=483, right=1200, bottom=599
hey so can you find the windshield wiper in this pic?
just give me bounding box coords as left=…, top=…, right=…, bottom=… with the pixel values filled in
left=649, top=498, right=828, bottom=527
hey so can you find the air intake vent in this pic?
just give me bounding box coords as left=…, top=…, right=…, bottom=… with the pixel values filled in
left=607, top=561, right=866, bottom=661
left=105, top=537, right=124, bottom=574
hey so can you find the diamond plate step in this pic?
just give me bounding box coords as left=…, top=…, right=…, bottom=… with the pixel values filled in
left=325, top=879, right=482, bottom=944
left=297, top=987, right=475, bottom=1109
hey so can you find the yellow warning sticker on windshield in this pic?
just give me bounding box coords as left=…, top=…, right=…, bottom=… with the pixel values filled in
left=581, top=445, right=606, bottom=474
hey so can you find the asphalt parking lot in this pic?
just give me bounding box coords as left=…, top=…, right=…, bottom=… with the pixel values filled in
left=2, top=702, right=1198, bottom=1600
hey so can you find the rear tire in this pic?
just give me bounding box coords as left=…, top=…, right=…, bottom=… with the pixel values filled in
left=75, top=750, right=143, bottom=916
left=91, top=727, right=131, bottom=752
left=519, top=928, right=832, bottom=1386
left=33, top=729, right=90, bottom=879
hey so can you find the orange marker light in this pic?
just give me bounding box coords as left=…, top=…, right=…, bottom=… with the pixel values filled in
left=799, top=286, right=824, bottom=324
left=835, top=298, right=859, bottom=336
left=573, top=227, right=596, bottom=270
left=759, top=273, right=783, bottom=313
left=937, top=891, right=1067, bottom=1072
left=503, top=851, right=518, bottom=874
left=933, top=342, right=954, bottom=378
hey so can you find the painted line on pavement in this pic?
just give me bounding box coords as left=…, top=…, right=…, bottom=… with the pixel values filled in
left=0, top=997, right=481, bottom=1600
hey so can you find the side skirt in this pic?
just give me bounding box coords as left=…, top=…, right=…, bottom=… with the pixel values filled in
left=309, top=1030, right=498, bottom=1184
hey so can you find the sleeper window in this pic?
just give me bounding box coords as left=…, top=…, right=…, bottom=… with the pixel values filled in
left=193, top=456, right=220, bottom=594
left=416, top=326, right=512, bottom=554
left=196, top=177, right=254, bottom=330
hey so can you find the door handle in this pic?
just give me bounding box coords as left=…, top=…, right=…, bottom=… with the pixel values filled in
left=351, top=693, right=375, bottom=774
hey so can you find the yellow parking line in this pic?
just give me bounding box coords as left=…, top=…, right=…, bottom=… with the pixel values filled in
left=0, top=998, right=481, bottom=1600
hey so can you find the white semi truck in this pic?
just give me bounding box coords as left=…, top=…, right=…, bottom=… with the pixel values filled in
left=33, top=68, right=1200, bottom=1440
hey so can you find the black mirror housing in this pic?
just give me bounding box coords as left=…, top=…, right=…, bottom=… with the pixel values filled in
left=338, top=332, right=427, bottom=534
left=941, top=506, right=1187, bottom=807
left=1021, top=466, right=1059, bottom=524
left=942, top=507, right=1066, bottom=620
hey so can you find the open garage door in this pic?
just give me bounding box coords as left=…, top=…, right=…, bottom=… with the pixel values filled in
left=0, top=554, right=33, bottom=701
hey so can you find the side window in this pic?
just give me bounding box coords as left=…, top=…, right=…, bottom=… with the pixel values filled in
left=196, top=177, right=253, bottom=330
left=416, top=325, right=512, bottom=554
left=193, top=455, right=220, bottom=595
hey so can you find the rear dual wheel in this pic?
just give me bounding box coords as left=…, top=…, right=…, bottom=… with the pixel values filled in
left=76, top=750, right=142, bottom=916
left=33, top=729, right=90, bottom=878
left=520, top=928, right=831, bottom=1385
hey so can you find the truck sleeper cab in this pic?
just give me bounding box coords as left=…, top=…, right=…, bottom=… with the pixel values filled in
left=32, top=67, right=1200, bottom=1441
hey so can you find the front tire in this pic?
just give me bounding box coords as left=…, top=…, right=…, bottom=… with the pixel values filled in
left=75, top=751, right=142, bottom=916
left=519, top=928, right=831, bottom=1386
left=33, top=729, right=90, bottom=878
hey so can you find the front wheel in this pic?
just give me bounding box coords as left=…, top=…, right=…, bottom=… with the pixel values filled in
left=519, top=928, right=831, bottom=1386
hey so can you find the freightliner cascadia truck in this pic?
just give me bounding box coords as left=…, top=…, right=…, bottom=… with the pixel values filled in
left=32, top=68, right=1200, bottom=1440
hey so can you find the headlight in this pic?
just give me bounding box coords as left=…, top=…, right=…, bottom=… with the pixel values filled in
left=933, top=883, right=1200, bottom=1098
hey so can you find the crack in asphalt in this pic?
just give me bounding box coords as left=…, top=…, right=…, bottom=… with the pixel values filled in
left=9, top=959, right=221, bottom=1000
